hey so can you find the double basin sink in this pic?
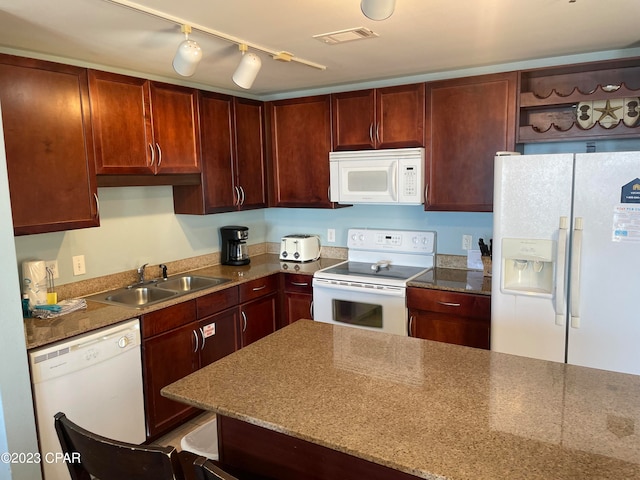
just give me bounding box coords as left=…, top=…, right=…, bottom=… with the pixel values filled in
left=88, top=275, right=231, bottom=309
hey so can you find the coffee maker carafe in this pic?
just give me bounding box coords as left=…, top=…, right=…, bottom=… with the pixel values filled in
left=220, top=226, right=250, bottom=266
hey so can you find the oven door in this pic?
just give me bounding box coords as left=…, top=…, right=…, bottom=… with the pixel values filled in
left=312, top=278, right=408, bottom=335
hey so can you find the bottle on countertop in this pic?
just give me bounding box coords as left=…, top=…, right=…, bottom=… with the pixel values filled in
left=22, top=293, right=31, bottom=318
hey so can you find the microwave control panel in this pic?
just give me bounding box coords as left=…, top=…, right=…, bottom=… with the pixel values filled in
left=398, top=159, right=423, bottom=203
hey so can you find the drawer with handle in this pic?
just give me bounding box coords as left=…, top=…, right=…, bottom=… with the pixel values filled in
left=239, top=274, right=278, bottom=303
left=407, top=288, right=490, bottom=319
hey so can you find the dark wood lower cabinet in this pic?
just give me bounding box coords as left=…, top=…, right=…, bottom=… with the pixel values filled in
left=217, top=415, right=421, bottom=480
left=279, top=273, right=313, bottom=329
left=143, top=321, right=199, bottom=438
left=407, top=287, right=491, bottom=350
left=240, top=294, right=277, bottom=348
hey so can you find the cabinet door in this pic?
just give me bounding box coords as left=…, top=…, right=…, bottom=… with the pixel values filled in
left=240, top=294, right=277, bottom=348
left=149, top=81, right=201, bottom=174
left=409, top=309, right=490, bottom=349
left=331, top=89, right=376, bottom=150
left=88, top=70, right=154, bottom=174
left=425, top=72, right=516, bottom=211
left=234, top=97, right=267, bottom=210
left=282, top=292, right=313, bottom=328
left=268, top=95, right=334, bottom=208
left=376, top=83, right=425, bottom=149
left=0, top=55, right=99, bottom=235
left=143, top=322, right=199, bottom=438
left=199, top=307, right=240, bottom=368
left=185, top=91, right=235, bottom=213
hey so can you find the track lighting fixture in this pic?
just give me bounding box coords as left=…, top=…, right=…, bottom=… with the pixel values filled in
left=102, top=0, right=326, bottom=89
left=172, top=25, right=202, bottom=77
left=361, top=0, right=396, bottom=20
left=232, top=44, right=262, bottom=89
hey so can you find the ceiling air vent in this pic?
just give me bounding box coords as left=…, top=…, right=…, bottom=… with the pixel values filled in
left=313, top=27, right=378, bottom=45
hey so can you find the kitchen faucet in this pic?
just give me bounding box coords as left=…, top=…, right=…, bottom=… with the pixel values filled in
left=137, top=263, right=148, bottom=284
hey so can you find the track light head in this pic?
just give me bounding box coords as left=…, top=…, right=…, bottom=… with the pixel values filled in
left=172, top=25, right=202, bottom=77
left=232, top=44, right=262, bottom=89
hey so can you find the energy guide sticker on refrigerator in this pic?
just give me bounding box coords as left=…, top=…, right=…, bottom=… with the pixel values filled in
left=491, top=151, right=640, bottom=376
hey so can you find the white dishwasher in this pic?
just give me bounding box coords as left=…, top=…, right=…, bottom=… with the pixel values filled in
left=29, top=318, right=146, bottom=480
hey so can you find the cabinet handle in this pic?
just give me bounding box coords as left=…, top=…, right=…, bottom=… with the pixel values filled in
left=234, top=186, right=240, bottom=206
left=375, top=122, right=380, bottom=144
left=239, top=186, right=246, bottom=205
left=93, top=193, right=100, bottom=218
left=241, top=311, right=247, bottom=332
left=252, top=285, right=267, bottom=292
left=437, top=301, right=461, bottom=307
left=369, top=123, right=374, bottom=143
left=148, top=143, right=155, bottom=166
left=192, top=329, right=199, bottom=353
left=408, top=315, right=414, bottom=337
left=156, top=143, right=162, bottom=167
left=199, top=327, right=206, bottom=351
left=310, top=300, right=314, bottom=320
left=291, top=282, right=309, bottom=287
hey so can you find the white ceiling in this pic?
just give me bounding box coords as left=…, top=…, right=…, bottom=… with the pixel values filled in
left=0, top=0, right=639, bottom=98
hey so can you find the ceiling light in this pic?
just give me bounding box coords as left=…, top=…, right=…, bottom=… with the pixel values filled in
left=172, top=25, right=202, bottom=77
left=232, top=44, right=262, bottom=89
left=361, top=0, right=396, bottom=20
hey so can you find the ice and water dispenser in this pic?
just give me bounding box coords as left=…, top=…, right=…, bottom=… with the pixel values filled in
left=501, top=238, right=555, bottom=296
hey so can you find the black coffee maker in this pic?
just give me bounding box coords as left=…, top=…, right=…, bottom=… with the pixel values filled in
left=220, top=226, right=250, bottom=266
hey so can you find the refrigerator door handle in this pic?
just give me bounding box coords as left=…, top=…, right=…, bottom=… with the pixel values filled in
left=570, top=217, right=584, bottom=328
left=554, top=216, right=569, bottom=326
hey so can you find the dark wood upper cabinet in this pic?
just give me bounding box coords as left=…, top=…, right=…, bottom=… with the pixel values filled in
left=268, top=95, right=337, bottom=208
left=234, top=97, right=267, bottom=210
left=0, top=54, right=99, bottom=235
left=173, top=92, right=266, bottom=214
left=89, top=70, right=200, bottom=176
left=424, top=72, right=517, bottom=212
left=332, top=83, right=425, bottom=150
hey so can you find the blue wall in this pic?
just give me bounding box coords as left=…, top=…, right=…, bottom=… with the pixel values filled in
left=265, top=206, right=493, bottom=255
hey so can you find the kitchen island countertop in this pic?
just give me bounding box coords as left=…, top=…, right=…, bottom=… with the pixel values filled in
left=163, top=319, right=640, bottom=480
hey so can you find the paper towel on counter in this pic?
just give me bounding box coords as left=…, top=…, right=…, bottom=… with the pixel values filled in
left=23, top=260, right=48, bottom=307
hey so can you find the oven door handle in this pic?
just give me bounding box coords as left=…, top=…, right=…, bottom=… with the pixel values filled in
left=312, top=279, right=406, bottom=297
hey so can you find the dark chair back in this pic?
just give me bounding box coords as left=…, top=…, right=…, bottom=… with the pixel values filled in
left=54, top=412, right=184, bottom=480
left=193, top=455, right=240, bottom=480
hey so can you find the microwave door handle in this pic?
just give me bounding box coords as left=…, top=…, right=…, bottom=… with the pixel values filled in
left=391, top=165, right=398, bottom=201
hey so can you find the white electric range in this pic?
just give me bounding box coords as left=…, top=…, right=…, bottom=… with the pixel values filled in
left=313, top=228, right=435, bottom=335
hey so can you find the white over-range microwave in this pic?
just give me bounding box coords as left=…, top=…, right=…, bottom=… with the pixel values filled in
left=329, top=147, right=425, bottom=205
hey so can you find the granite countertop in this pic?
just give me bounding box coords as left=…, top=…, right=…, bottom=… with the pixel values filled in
left=163, top=320, right=640, bottom=480
left=24, top=253, right=491, bottom=350
left=24, top=254, right=342, bottom=350
left=408, top=267, right=491, bottom=295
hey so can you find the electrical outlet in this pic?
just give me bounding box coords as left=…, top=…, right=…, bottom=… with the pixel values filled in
left=45, top=260, right=59, bottom=279
left=72, top=255, right=86, bottom=276
left=462, top=234, right=472, bottom=251
left=327, top=228, right=336, bottom=243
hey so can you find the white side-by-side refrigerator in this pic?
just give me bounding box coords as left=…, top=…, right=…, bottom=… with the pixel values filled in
left=491, top=151, right=640, bottom=375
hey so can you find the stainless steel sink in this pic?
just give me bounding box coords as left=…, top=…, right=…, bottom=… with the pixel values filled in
left=157, top=275, right=230, bottom=293
left=101, top=287, right=179, bottom=307
left=86, top=275, right=231, bottom=308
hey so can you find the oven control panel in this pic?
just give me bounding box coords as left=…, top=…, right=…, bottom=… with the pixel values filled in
left=347, top=229, right=435, bottom=253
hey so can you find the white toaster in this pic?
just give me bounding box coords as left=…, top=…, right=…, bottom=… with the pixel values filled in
left=279, top=234, right=321, bottom=262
